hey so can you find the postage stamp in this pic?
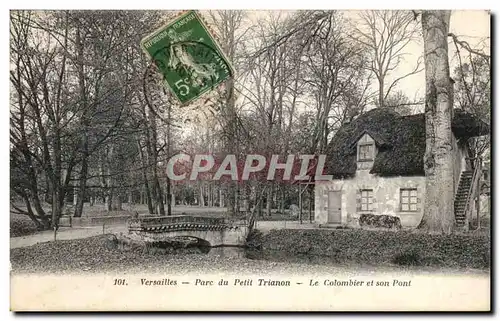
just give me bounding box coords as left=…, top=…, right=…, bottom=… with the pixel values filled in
left=141, top=10, right=234, bottom=104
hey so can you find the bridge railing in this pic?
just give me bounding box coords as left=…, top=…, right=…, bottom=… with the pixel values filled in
left=128, top=215, right=228, bottom=230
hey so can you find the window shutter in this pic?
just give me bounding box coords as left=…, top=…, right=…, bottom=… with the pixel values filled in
left=416, top=197, right=421, bottom=211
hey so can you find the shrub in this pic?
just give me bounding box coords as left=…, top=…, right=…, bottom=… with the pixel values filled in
left=10, top=215, right=38, bottom=237
left=359, top=213, right=402, bottom=229
left=245, top=229, right=264, bottom=250
left=392, top=250, right=423, bottom=266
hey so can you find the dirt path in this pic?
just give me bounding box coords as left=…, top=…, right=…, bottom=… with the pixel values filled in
left=10, top=225, right=128, bottom=249
left=253, top=220, right=318, bottom=232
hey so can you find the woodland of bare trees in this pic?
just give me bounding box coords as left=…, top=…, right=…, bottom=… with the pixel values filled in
left=10, top=10, right=490, bottom=234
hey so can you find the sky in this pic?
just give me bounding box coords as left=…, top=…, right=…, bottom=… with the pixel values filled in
left=387, top=10, right=490, bottom=105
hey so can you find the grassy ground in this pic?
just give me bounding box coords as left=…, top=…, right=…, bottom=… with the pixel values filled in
left=250, top=228, right=490, bottom=270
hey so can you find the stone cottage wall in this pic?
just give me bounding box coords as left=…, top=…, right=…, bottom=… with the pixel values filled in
left=315, top=170, right=426, bottom=228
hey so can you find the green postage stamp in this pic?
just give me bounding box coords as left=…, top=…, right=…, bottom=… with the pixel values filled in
left=141, top=11, right=234, bottom=104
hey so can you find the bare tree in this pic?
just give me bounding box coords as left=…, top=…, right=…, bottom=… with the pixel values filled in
left=353, top=10, right=422, bottom=107
left=10, top=11, right=73, bottom=228
left=208, top=10, right=247, bottom=216
left=305, top=13, right=371, bottom=153
left=451, top=42, right=490, bottom=160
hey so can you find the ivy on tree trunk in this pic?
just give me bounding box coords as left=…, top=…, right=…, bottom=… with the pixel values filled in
left=419, top=10, right=455, bottom=234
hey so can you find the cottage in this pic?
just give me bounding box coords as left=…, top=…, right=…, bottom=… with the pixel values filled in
left=315, top=108, right=489, bottom=229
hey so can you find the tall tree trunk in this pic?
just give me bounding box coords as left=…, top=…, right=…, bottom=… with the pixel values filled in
left=51, top=124, right=62, bottom=228
left=210, top=11, right=242, bottom=216
left=22, top=195, right=45, bottom=230
left=74, top=155, right=88, bottom=217
left=137, top=140, right=154, bottom=214
left=99, top=153, right=108, bottom=206
left=222, top=76, right=238, bottom=217
left=308, top=185, right=314, bottom=222
left=166, top=101, right=172, bottom=216
left=148, top=112, right=164, bottom=215
left=258, top=188, right=264, bottom=218
left=279, top=187, right=285, bottom=214
left=226, top=186, right=234, bottom=213
left=208, top=184, right=213, bottom=207
left=105, top=148, right=113, bottom=212
left=106, top=188, right=112, bottom=211
left=199, top=184, right=205, bottom=207
left=73, top=20, right=89, bottom=218
left=244, top=183, right=251, bottom=213
left=378, top=76, right=385, bottom=107
left=219, top=189, right=224, bottom=208
left=266, top=187, right=272, bottom=216
left=51, top=175, right=61, bottom=228
left=166, top=180, right=172, bottom=216
left=154, top=177, right=165, bottom=215
left=73, top=186, right=78, bottom=205
left=234, top=186, right=240, bottom=215
left=419, top=10, right=455, bottom=233
left=111, top=191, right=122, bottom=211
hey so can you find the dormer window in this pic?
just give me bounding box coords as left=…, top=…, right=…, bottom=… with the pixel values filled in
left=356, top=133, right=376, bottom=162
left=358, top=143, right=374, bottom=161
left=352, top=132, right=379, bottom=170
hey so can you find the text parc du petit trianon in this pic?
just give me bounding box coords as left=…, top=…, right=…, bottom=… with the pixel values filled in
left=138, top=278, right=412, bottom=287
left=165, top=154, right=332, bottom=181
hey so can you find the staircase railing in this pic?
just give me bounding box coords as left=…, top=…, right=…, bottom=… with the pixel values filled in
left=462, top=157, right=482, bottom=227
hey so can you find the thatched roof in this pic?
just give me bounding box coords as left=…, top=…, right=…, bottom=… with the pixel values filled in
left=325, top=108, right=490, bottom=178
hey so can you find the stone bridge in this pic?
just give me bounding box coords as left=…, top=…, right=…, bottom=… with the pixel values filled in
left=127, top=215, right=248, bottom=247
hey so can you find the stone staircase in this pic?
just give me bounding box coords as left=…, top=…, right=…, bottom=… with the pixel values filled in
left=454, top=171, right=473, bottom=227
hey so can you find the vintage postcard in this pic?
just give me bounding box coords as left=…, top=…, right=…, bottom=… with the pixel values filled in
left=9, top=9, right=491, bottom=311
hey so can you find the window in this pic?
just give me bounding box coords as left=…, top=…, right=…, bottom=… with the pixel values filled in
left=360, top=189, right=374, bottom=211
left=400, top=189, right=418, bottom=212
left=358, top=143, right=374, bottom=161
left=483, top=170, right=489, bottom=181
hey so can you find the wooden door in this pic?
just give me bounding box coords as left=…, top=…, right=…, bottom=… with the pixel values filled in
left=327, top=191, right=341, bottom=224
